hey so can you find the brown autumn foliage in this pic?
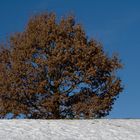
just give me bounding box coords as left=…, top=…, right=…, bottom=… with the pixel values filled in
left=0, top=12, right=123, bottom=119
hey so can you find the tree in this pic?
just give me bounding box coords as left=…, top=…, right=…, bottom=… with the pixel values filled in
left=0, top=12, right=123, bottom=119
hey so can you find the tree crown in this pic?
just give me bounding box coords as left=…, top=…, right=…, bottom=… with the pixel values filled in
left=0, top=12, right=123, bottom=119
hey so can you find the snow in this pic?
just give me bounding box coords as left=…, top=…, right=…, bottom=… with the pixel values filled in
left=0, top=119, right=139, bottom=140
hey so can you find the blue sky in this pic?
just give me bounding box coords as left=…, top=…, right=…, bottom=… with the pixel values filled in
left=0, top=0, right=140, bottom=118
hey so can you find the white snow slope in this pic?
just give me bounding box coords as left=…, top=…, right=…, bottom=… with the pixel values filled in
left=0, top=119, right=139, bottom=140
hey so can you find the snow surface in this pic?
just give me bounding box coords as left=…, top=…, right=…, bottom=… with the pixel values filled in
left=0, top=119, right=140, bottom=140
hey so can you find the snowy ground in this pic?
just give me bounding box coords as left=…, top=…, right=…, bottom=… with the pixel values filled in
left=0, top=119, right=139, bottom=140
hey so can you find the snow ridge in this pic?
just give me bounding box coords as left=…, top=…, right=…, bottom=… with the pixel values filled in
left=0, top=119, right=140, bottom=140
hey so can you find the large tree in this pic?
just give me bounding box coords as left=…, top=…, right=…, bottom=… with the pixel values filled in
left=0, top=12, right=123, bottom=119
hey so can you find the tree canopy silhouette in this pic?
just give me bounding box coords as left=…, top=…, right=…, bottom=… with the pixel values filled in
left=0, top=12, right=123, bottom=119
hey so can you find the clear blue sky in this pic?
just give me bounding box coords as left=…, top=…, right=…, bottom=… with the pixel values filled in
left=0, top=0, right=140, bottom=118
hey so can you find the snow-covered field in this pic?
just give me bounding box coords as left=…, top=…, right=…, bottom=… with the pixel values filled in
left=0, top=119, right=139, bottom=140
